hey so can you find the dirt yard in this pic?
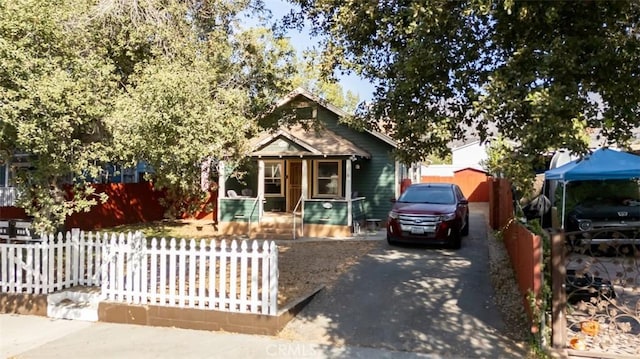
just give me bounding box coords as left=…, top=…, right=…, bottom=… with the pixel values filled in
left=276, top=240, right=380, bottom=306
left=107, top=218, right=380, bottom=307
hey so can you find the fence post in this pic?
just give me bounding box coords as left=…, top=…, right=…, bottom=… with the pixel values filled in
left=72, top=228, right=80, bottom=286
left=551, top=230, right=567, bottom=351
left=492, top=178, right=502, bottom=229
left=269, top=241, right=278, bottom=315
left=100, top=233, right=109, bottom=300
left=489, top=178, right=497, bottom=229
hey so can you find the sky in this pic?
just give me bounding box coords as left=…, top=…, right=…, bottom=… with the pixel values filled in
left=264, top=0, right=376, bottom=102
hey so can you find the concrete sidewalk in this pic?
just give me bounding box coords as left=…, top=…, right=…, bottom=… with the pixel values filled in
left=1, top=314, right=437, bottom=359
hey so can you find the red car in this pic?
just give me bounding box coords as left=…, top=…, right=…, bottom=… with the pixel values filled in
left=386, top=183, right=469, bottom=249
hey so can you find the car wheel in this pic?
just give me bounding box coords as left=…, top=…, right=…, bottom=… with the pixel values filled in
left=386, top=234, right=396, bottom=246
left=461, top=214, right=469, bottom=236
left=450, top=231, right=462, bottom=249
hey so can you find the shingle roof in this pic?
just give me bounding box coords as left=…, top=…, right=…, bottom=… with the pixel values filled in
left=250, top=125, right=371, bottom=158
left=249, top=88, right=398, bottom=158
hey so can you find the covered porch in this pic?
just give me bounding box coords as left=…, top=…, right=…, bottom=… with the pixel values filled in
left=217, top=156, right=369, bottom=239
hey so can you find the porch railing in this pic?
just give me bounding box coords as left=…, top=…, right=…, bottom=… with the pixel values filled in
left=0, top=187, right=19, bottom=207
left=247, top=196, right=262, bottom=237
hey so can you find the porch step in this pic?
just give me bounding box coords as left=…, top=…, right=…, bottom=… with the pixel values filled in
left=253, top=225, right=301, bottom=240
left=47, top=286, right=100, bottom=322
left=261, top=213, right=300, bottom=225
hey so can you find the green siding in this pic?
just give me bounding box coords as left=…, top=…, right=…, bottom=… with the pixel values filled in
left=219, top=198, right=260, bottom=222
left=315, top=107, right=396, bottom=221
left=261, top=138, right=307, bottom=153
left=303, top=201, right=348, bottom=225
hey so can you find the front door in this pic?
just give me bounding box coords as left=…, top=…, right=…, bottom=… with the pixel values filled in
left=287, top=161, right=302, bottom=212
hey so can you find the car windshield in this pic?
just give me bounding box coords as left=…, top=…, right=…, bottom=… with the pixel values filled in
left=398, top=186, right=455, bottom=204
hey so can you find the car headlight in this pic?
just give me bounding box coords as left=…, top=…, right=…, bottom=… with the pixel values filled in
left=388, top=210, right=398, bottom=219
left=440, top=212, right=456, bottom=221
left=578, top=220, right=592, bottom=231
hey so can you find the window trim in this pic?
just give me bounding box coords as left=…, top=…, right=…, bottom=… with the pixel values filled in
left=264, top=160, right=285, bottom=197
left=313, top=160, right=342, bottom=198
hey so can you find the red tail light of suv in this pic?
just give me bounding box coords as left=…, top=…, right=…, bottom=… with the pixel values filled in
left=386, top=183, right=469, bottom=249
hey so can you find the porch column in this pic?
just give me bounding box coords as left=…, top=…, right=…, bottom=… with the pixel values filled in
left=346, top=159, right=352, bottom=227
left=217, top=161, right=226, bottom=224
left=301, top=159, right=308, bottom=236
left=258, top=160, right=265, bottom=220
left=301, top=160, right=308, bottom=199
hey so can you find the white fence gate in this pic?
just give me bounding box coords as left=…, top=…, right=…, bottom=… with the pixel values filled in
left=0, top=230, right=279, bottom=315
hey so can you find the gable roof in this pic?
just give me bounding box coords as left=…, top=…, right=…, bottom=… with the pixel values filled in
left=250, top=125, right=371, bottom=158
left=278, top=88, right=397, bottom=148
left=453, top=167, right=488, bottom=174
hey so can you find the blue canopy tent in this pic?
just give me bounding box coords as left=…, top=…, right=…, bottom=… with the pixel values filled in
left=544, top=148, right=640, bottom=228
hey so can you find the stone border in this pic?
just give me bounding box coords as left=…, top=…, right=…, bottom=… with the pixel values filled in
left=1, top=286, right=323, bottom=336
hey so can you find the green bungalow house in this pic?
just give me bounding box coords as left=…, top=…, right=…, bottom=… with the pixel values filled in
left=217, top=88, right=419, bottom=239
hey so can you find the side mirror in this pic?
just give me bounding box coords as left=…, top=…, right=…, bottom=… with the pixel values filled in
left=459, top=199, right=468, bottom=205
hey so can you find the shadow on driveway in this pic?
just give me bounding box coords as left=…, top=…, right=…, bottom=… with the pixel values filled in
left=279, top=210, right=528, bottom=358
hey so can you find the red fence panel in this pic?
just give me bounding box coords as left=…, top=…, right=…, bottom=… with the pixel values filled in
left=0, top=207, right=28, bottom=220
left=421, top=168, right=489, bottom=202
left=2, top=183, right=218, bottom=231
left=503, top=221, right=542, bottom=323
left=489, top=177, right=542, bottom=328
left=65, top=182, right=167, bottom=230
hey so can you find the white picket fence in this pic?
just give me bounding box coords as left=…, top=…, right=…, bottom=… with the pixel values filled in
left=0, top=230, right=279, bottom=315
left=0, top=187, right=19, bottom=207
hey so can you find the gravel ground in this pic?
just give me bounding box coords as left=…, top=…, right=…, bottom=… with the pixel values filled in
left=485, top=232, right=533, bottom=343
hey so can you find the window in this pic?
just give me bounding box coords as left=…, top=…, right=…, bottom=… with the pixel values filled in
left=264, top=161, right=284, bottom=196
left=315, top=160, right=341, bottom=197
left=0, top=164, right=6, bottom=187
left=398, top=186, right=455, bottom=204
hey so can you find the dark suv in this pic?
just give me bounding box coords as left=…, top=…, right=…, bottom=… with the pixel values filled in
left=563, top=180, right=640, bottom=250
left=386, top=183, right=469, bottom=249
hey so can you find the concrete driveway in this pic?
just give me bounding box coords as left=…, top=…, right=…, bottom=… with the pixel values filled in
left=280, top=206, right=528, bottom=358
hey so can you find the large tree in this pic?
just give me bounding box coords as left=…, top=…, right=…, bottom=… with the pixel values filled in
left=0, top=0, right=297, bottom=231
left=284, top=0, right=640, bottom=186
left=0, top=0, right=118, bottom=231
left=290, top=49, right=360, bottom=112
